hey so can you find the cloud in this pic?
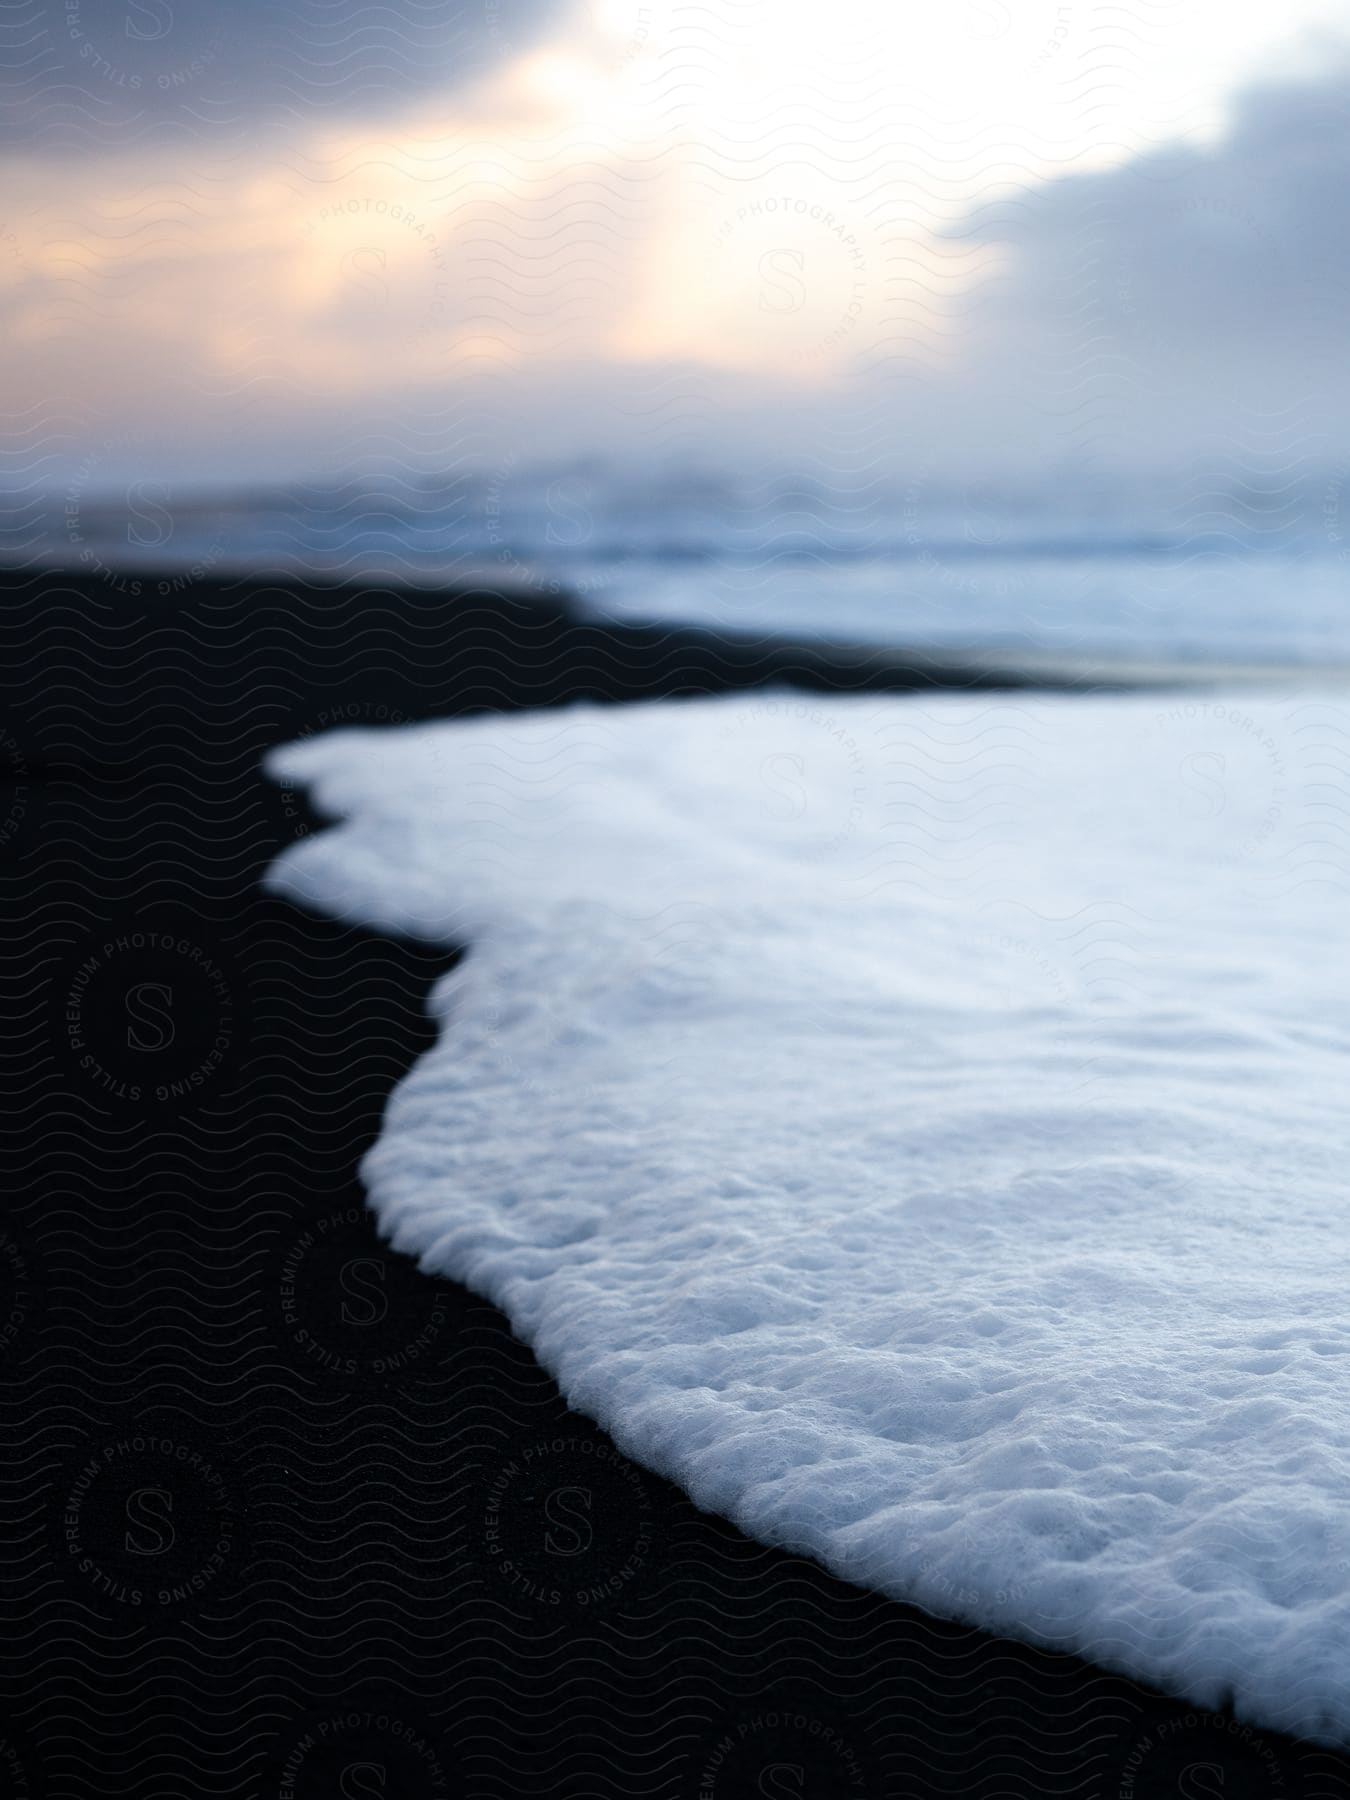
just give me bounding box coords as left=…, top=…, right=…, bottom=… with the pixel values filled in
left=0, top=0, right=563, bottom=145
left=5, top=24, right=1350, bottom=490
left=953, top=54, right=1350, bottom=464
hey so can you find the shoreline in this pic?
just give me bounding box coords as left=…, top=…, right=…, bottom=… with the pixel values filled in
left=3, top=564, right=1321, bottom=766
left=3, top=564, right=1347, bottom=1797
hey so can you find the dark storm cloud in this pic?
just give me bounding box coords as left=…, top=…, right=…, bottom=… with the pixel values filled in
left=957, top=56, right=1350, bottom=455
left=1, top=0, right=561, bottom=144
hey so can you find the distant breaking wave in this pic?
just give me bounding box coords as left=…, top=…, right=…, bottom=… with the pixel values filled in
left=20, top=467, right=1350, bottom=666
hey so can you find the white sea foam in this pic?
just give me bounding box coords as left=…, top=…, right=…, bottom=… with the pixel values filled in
left=266, top=688, right=1350, bottom=1740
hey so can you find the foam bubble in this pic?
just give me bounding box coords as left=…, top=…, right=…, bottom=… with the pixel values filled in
left=266, top=688, right=1350, bottom=1741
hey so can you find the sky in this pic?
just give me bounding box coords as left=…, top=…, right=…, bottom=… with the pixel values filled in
left=2, top=0, right=1348, bottom=491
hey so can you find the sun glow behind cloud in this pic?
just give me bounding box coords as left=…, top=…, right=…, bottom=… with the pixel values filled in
left=0, top=0, right=1345, bottom=480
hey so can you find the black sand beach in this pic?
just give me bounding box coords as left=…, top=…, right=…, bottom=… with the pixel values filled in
left=2, top=564, right=1346, bottom=1799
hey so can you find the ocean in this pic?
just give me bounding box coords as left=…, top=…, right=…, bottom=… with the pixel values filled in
left=39, top=465, right=1350, bottom=667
